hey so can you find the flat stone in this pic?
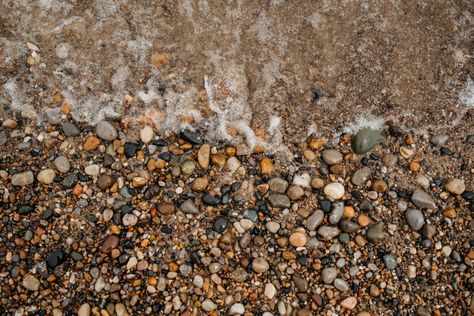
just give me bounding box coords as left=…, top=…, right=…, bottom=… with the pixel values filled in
left=61, top=122, right=80, bottom=137
left=317, top=226, right=340, bottom=241
left=351, top=128, right=385, bottom=154
left=287, top=185, right=304, bottom=200
left=321, top=149, right=343, bottom=165
left=268, top=177, right=289, bottom=193
left=180, top=199, right=199, bottom=214
left=268, top=193, right=291, bottom=208
left=329, top=201, right=344, bottom=224
left=292, top=275, right=308, bottom=292
left=229, top=303, right=245, bottom=315
left=351, top=167, right=371, bottom=186
left=84, top=164, right=100, bottom=176
left=12, top=171, right=34, bottom=186
left=22, top=274, right=40, bottom=291
left=266, top=221, right=280, bottom=233
left=264, top=283, right=277, bottom=299
left=157, top=202, right=175, bottom=215
left=54, top=156, right=70, bottom=173
left=77, top=303, right=91, bottom=316
left=339, top=220, right=360, bottom=233
left=306, top=210, right=324, bottom=231
left=411, top=189, right=436, bottom=209
left=340, top=296, right=357, bottom=309
left=383, top=253, right=397, bottom=269
left=37, top=169, right=55, bottom=184
left=445, top=178, right=465, bottom=195
left=334, top=278, right=349, bottom=291
left=405, top=209, right=425, bottom=230
left=323, top=182, right=345, bottom=200
left=321, top=267, right=337, bottom=284
left=96, top=121, right=118, bottom=141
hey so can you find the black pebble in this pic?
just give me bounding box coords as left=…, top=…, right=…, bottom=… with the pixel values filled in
left=47, top=250, right=66, bottom=269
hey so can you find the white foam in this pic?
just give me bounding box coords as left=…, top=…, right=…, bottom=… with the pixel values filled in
left=4, top=80, right=22, bottom=110
left=342, top=115, right=385, bottom=135
left=460, top=77, right=474, bottom=108
left=307, top=12, right=323, bottom=28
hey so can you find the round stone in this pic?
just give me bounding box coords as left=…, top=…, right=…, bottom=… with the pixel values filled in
left=77, top=303, right=91, bottom=316
left=101, top=235, right=120, bottom=253
left=351, top=128, right=385, bottom=154
left=383, top=253, right=397, bottom=270
left=213, top=217, right=229, bottom=233
left=340, top=296, right=357, bottom=309
left=229, top=303, right=245, bottom=315
left=321, top=267, right=337, bottom=284
left=54, top=156, right=70, bottom=173
left=202, top=300, right=217, bottom=311
left=323, top=182, right=345, bottom=200
left=252, top=257, right=269, bottom=273
left=11, top=171, right=34, bottom=186
left=96, top=121, right=118, bottom=141
left=122, top=214, right=138, bottom=226
left=287, top=185, right=304, bottom=200
left=22, top=274, right=40, bottom=291
left=226, top=157, right=241, bottom=173
left=84, top=164, right=100, bottom=176
left=37, top=169, right=56, bottom=184
left=191, top=177, right=209, bottom=191
left=181, top=160, right=196, bottom=175
left=445, top=178, right=465, bottom=195
left=97, top=174, right=115, bottom=190
left=289, top=231, right=307, bottom=247
left=321, top=149, right=343, bottom=165
left=140, top=125, right=154, bottom=143
left=405, top=209, right=425, bottom=231
left=264, top=283, right=276, bottom=299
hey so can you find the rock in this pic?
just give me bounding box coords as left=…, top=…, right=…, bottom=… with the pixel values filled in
left=366, top=222, right=385, bottom=243
left=317, top=226, right=340, bottom=240
left=417, top=306, right=431, bottom=316
left=213, top=217, right=229, bottom=233
left=191, top=177, right=209, bottom=191
left=61, top=122, right=80, bottom=137
left=115, top=303, right=129, bottom=316
left=351, top=128, right=385, bottom=154
left=197, top=144, right=210, bottom=168
left=351, top=167, right=371, bottom=186
left=77, top=303, right=91, bottom=316
left=62, top=174, right=78, bottom=188
left=157, top=203, right=175, bottom=215
left=383, top=253, right=397, bottom=269
left=321, top=149, right=343, bottom=165
left=83, top=136, right=101, bottom=151
left=411, top=189, right=436, bottom=209
left=0, top=131, right=7, bottom=145
left=430, top=135, right=449, bottom=146
left=268, top=193, right=291, bottom=208
left=180, top=200, right=200, bottom=214
left=226, top=157, right=241, bottom=173
left=293, top=173, right=311, bottom=188
left=260, top=157, right=273, bottom=174
left=43, top=107, right=62, bottom=124
left=181, top=160, right=196, bottom=175
left=19, top=205, right=35, bottom=215
left=405, top=209, right=424, bottom=230
left=266, top=221, right=280, bottom=233
left=423, top=224, right=436, bottom=239
left=54, top=156, right=70, bottom=173
left=22, top=274, right=40, bottom=291
left=306, top=210, right=324, bottom=231
left=202, top=300, right=217, bottom=312
left=445, top=178, right=465, bottom=195
left=289, top=231, right=307, bottom=247
left=180, top=129, right=202, bottom=144
left=339, top=220, right=360, bottom=233
left=37, top=169, right=56, bottom=184
left=268, top=177, right=289, bottom=193
left=84, top=164, right=100, bottom=176
left=287, top=185, right=304, bottom=200
left=122, top=214, right=138, bottom=226
left=334, top=278, right=349, bottom=292
left=229, top=303, right=245, bottom=315
left=12, top=171, right=34, bottom=186
left=340, top=296, right=357, bottom=309
left=124, top=142, right=139, bottom=158
left=329, top=202, right=344, bottom=224
left=321, top=267, right=337, bottom=284
left=140, top=126, right=154, bottom=143
left=21, top=105, right=38, bottom=120
left=252, top=257, right=269, bottom=273
left=292, top=275, right=308, bottom=292
left=2, top=118, right=17, bottom=128
left=323, top=182, right=345, bottom=200
left=101, top=235, right=120, bottom=253
left=47, top=249, right=66, bottom=268
left=311, top=177, right=324, bottom=189
left=202, top=194, right=220, bottom=206
left=264, top=283, right=276, bottom=299
left=96, top=121, right=117, bottom=141
left=97, top=174, right=115, bottom=190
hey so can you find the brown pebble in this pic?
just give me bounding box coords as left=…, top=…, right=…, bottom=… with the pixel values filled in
left=157, top=203, right=176, bottom=215
left=101, top=235, right=120, bottom=253
left=97, top=175, right=115, bottom=190
left=84, top=136, right=101, bottom=151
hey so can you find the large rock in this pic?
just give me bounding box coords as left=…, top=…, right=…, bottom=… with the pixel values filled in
left=268, top=193, right=291, bottom=209
left=351, top=128, right=385, bottom=154
left=268, top=177, right=289, bottom=193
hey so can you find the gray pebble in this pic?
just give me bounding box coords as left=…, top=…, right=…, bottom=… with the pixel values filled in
left=383, top=253, right=397, bottom=270
left=405, top=209, right=425, bottom=230
left=329, top=202, right=344, bottom=224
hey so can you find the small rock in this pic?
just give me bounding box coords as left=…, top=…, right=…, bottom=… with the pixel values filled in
left=351, top=167, right=371, bottom=186
left=180, top=129, right=202, bottom=144
left=287, top=185, right=304, bottom=200
left=289, top=231, right=307, bottom=247
left=47, top=249, right=66, bottom=268
left=405, top=209, right=425, bottom=231
left=11, top=171, right=34, bottom=186
left=445, top=178, right=465, bottom=195
left=22, top=274, right=40, bottom=291
left=83, top=136, right=100, bottom=151
left=306, top=210, right=324, bottom=231
left=382, top=153, right=398, bottom=167
left=157, top=203, right=175, bottom=215
left=322, top=149, right=343, bottom=165
left=334, top=278, right=349, bottom=292
left=115, top=303, right=129, bottom=316
left=266, top=221, right=280, bottom=233
left=268, top=177, right=289, bottom=193
left=260, top=157, right=273, bottom=174
left=37, top=169, right=56, bottom=184
left=411, top=189, right=436, bottom=209
left=430, top=135, right=449, bottom=146
left=192, top=177, right=209, bottom=191
left=268, top=193, right=291, bottom=208
left=198, top=144, right=210, bottom=169
left=323, top=182, right=345, bottom=200
left=329, top=202, right=344, bottom=224
left=252, top=257, right=269, bottom=273
left=311, top=177, right=324, bottom=189
left=264, top=283, right=276, bottom=299
left=97, top=174, right=115, bottom=190
left=383, top=253, right=397, bottom=270
left=339, top=220, right=360, bottom=233
left=84, top=164, right=100, bottom=176
left=96, top=121, right=118, bottom=141
left=292, top=173, right=311, bottom=188
left=180, top=200, right=200, bottom=214
left=340, top=296, right=357, bottom=309
left=54, top=156, right=70, bottom=173
left=366, top=222, right=385, bottom=243
left=321, top=267, right=337, bottom=284
left=140, top=126, right=154, bottom=143
left=122, top=214, right=138, bottom=226
left=101, top=235, right=120, bottom=253
left=317, top=226, right=340, bottom=240
left=351, top=129, right=385, bottom=154
left=181, top=160, right=196, bottom=175
left=124, top=142, right=139, bottom=158
left=226, top=157, right=241, bottom=173
left=202, top=300, right=217, bottom=312
left=2, top=119, right=17, bottom=128
left=213, top=217, right=229, bottom=233
left=229, top=303, right=245, bottom=315
left=77, top=303, right=91, bottom=316
left=62, top=122, right=80, bottom=137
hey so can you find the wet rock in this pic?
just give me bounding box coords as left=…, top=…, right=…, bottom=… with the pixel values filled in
left=317, top=226, right=340, bottom=240
left=339, top=220, right=360, bottom=233
left=61, top=122, right=80, bottom=137
left=383, top=253, right=397, bottom=269
left=19, top=205, right=35, bottom=215
left=321, top=267, right=337, bottom=284
left=430, top=135, right=449, bottom=146
left=62, top=173, right=78, bottom=188
left=96, top=121, right=117, bottom=141
left=252, top=257, right=269, bottom=273
left=97, top=174, right=115, bottom=190
left=351, top=128, right=385, bottom=154
left=157, top=203, right=175, bottom=215
left=100, top=235, right=120, bottom=253
left=54, top=156, right=70, bottom=173
left=47, top=250, right=66, bottom=268
left=351, top=167, right=371, bottom=186
left=202, top=194, right=220, bottom=206
left=37, top=169, right=55, bottom=184
left=12, top=171, right=34, bottom=186
left=323, top=182, right=345, bottom=200
left=411, top=189, right=436, bottom=209
left=306, top=210, right=324, bottom=231
left=329, top=202, right=344, bottom=224
left=213, top=217, right=229, bottom=233
left=287, top=185, right=304, bottom=200
left=180, top=129, right=202, bottom=144
left=292, top=275, right=308, bottom=292
left=405, top=209, right=424, bottom=230
left=445, top=178, right=465, bottom=195
left=268, top=177, right=289, bottom=193
left=180, top=199, right=199, bottom=214
left=366, top=222, right=385, bottom=243
left=124, top=142, right=139, bottom=158
left=289, top=231, right=307, bottom=247
left=22, top=274, right=40, bottom=291
left=268, top=193, right=291, bottom=208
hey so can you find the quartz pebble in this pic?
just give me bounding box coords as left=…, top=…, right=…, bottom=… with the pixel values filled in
left=140, top=125, right=154, bottom=143
left=11, top=171, right=34, bottom=186
left=323, top=182, right=345, bottom=200
left=37, top=169, right=55, bottom=184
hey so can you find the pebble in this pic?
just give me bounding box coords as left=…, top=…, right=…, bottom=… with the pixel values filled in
left=96, top=120, right=118, bottom=141
left=3, top=118, right=17, bottom=128
left=289, top=231, right=307, bottom=247
left=445, top=178, right=465, bottom=195
left=430, top=135, right=449, bottom=146
left=84, top=164, right=100, bottom=176
left=202, top=300, right=217, bottom=311
left=122, top=214, right=138, bottom=226
left=22, top=274, right=40, bottom=291
left=260, top=157, right=273, bottom=174
left=329, top=202, right=344, bottom=224
left=101, top=235, right=120, bottom=253
left=140, top=125, right=154, bottom=143
left=311, top=177, right=324, bottom=189
left=383, top=253, right=397, bottom=269
left=226, top=157, right=241, bottom=173
left=292, top=275, right=308, bottom=292
left=11, top=171, right=34, bottom=186
left=264, top=283, right=277, bottom=299
left=268, top=193, right=291, bottom=208
left=351, top=128, right=385, bottom=154
left=366, top=222, right=385, bottom=243
left=287, top=185, right=304, bottom=200
left=321, top=149, right=343, bottom=165
left=306, top=210, right=324, bottom=231
left=411, top=189, right=436, bottom=209
left=229, top=303, right=245, bottom=315
left=97, top=174, right=115, bottom=190
left=37, top=169, right=56, bottom=184
left=317, top=226, right=340, bottom=240
left=334, top=278, right=349, bottom=291
left=77, top=303, right=91, bottom=316
left=192, top=177, right=209, bottom=191
left=47, top=249, right=66, bottom=268
left=157, top=202, right=176, bottom=215
left=54, top=156, right=70, bottom=173
left=61, top=122, right=80, bottom=137
left=405, top=209, right=425, bottom=230
left=252, top=257, right=270, bottom=273
left=351, top=167, right=371, bottom=186
left=323, top=182, right=345, bottom=200
left=115, top=303, right=129, bottom=316
left=180, top=199, right=200, bottom=214
left=83, top=136, right=100, bottom=151
left=268, top=177, right=288, bottom=193
left=198, top=144, right=210, bottom=169
left=266, top=221, right=280, bottom=233
left=382, top=153, right=398, bottom=167
left=321, top=267, right=337, bottom=284
left=340, top=296, right=357, bottom=309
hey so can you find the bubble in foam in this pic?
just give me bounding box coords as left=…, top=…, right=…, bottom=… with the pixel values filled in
left=3, top=80, right=22, bottom=110
left=460, top=77, right=474, bottom=108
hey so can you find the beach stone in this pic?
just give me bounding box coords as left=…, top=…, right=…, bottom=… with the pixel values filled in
left=181, top=160, right=196, bottom=175
left=445, top=178, right=465, bottom=195
left=83, top=136, right=100, bottom=151
left=317, top=226, right=340, bottom=241
left=62, top=122, right=80, bottom=137
left=382, top=153, right=398, bottom=167
left=351, top=128, right=385, bottom=154
left=323, top=182, right=345, bottom=200
left=96, top=121, right=117, bottom=141
left=287, top=185, right=304, bottom=200
left=372, top=179, right=388, bottom=192
left=115, top=303, right=129, bottom=316
left=322, top=149, right=343, bottom=165
left=334, top=278, right=349, bottom=292
left=411, top=189, right=436, bottom=209
left=12, top=171, right=34, bottom=186
left=122, top=214, right=138, bottom=226
left=213, top=217, right=229, bottom=233
left=340, top=296, right=357, bottom=309
left=77, top=303, right=91, bottom=316
left=329, top=202, right=344, bottom=224
left=180, top=129, right=202, bottom=144
left=292, top=275, right=308, bottom=292
left=226, top=157, right=241, bottom=173
left=260, top=157, right=273, bottom=174
left=268, top=177, right=289, bottom=193
left=2, top=119, right=17, bottom=128
left=268, top=193, right=291, bottom=208
left=101, top=235, right=120, bottom=253
left=321, top=267, right=337, bottom=284
left=405, top=209, right=424, bottom=230
left=264, top=283, right=277, bottom=299
left=229, top=303, right=245, bottom=315
left=198, top=144, right=210, bottom=168
left=124, top=142, right=139, bottom=158
left=22, top=274, right=40, bottom=291
left=37, top=169, right=55, bottom=184
left=97, top=174, right=114, bottom=190
left=306, top=210, right=324, bottom=231
left=289, top=231, right=307, bottom=247
left=47, top=249, right=66, bottom=268
left=311, top=177, right=324, bottom=189
left=84, top=164, right=100, bottom=176
left=54, top=156, right=70, bottom=173
left=180, top=200, right=200, bottom=214
left=366, top=222, right=385, bottom=243
left=202, top=300, right=217, bottom=312
left=266, top=221, right=280, bottom=233
left=157, top=203, right=175, bottom=215
left=339, top=220, right=360, bottom=233
left=383, top=253, right=397, bottom=269
left=252, top=257, right=269, bottom=273
left=140, top=126, right=154, bottom=143
left=0, top=131, right=6, bottom=145
left=191, top=177, right=209, bottom=191
left=351, top=167, right=371, bottom=186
